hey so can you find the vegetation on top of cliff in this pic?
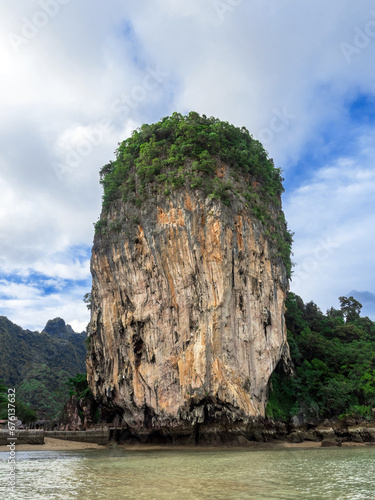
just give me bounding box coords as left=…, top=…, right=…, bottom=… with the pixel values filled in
left=266, top=294, right=375, bottom=423
left=97, top=111, right=293, bottom=277
left=100, top=111, right=283, bottom=207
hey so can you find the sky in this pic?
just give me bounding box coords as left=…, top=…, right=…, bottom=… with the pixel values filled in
left=1, top=0, right=375, bottom=331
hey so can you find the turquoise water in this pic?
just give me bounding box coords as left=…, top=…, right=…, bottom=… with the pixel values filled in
left=1, top=446, right=375, bottom=499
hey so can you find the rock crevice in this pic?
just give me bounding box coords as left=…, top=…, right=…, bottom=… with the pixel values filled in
left=87, top=187, right=290, bottom=439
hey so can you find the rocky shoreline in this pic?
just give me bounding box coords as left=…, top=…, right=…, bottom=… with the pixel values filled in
left=3, top=418, right=375, bottom=449
left=108, top=417, right=375, bottom=447
left=285, top=423, right=375, bottom=447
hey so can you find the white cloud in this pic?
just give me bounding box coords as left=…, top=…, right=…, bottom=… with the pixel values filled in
left=0, top=281, right=42, bottom=301
left=0, top=0, right=375, bottom=328
left=0, top=280, right=89, bottom=332
left=284, top=140, right=375, bottom=314
left=125, top=0, right=375, bottom=165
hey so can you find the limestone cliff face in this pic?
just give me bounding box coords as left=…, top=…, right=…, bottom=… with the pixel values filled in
left=87, top=182, right=290, bottom=436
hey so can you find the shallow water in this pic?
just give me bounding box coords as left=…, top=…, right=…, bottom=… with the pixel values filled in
left=1, top=446, right=375, bottom=499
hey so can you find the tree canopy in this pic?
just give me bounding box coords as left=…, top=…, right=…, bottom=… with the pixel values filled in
left=339, top=296, right=362, bottom=323
left=97, top=112, right=293, bottom=277
left=266, top=294, right=375, bottom=422
left=100, top=111, right=285, bottom=208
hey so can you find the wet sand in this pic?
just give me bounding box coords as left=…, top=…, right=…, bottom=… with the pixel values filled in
left=283, top=441, right=374, bottom=448
left=282, top=441, right=321, bottom=448
left=120, top=440, right=374, bottom=451
left=0, top=437, right=106, bottom=452
left=1, top=438, right=373, bottom=453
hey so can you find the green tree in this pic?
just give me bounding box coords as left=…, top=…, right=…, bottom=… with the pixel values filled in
left=339, top=296, right=362, bottom=323
left=266, top=293, right=375, bottom=421
left=15, top=400, right=37, bottom=424
left=97, top=112, right=293, bottom=277
left=67, top=373, right=91, bottom=399
left=83, top=292, right=92, bottom=310
left=0, top=381, right=6, bottom=402
left=0, top=381, right=7, bottom=419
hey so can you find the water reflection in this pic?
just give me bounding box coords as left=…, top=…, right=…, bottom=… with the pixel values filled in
left=1, top=446, right=375, bottom=499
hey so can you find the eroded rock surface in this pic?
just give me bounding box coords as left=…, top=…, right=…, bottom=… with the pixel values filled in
left=87, top=186, right=290, bottom=441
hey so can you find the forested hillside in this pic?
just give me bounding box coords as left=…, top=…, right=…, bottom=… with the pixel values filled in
left=0, top=316, right=86, bottom=420
left=267, top=294, right=375, bottom=422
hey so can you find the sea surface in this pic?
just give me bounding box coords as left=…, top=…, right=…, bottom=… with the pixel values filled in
left=1, top=446, right=375, bottom=499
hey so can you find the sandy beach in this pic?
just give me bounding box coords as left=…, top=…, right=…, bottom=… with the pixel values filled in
left=1, top=438, right=373, bottom=453
left=0, top=437, right=106, bottom=452
left=118, top=440, right=375, bottom=451
left=283, top=441, right=374, bottom=448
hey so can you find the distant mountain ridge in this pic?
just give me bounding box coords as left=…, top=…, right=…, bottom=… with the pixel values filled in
left=43, top=317, right=76, bottom=338
left=0, top=315, right=86, bottom=418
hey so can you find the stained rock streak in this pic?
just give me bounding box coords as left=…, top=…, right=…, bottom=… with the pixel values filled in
left=87, top=186, right=290, bottom=442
